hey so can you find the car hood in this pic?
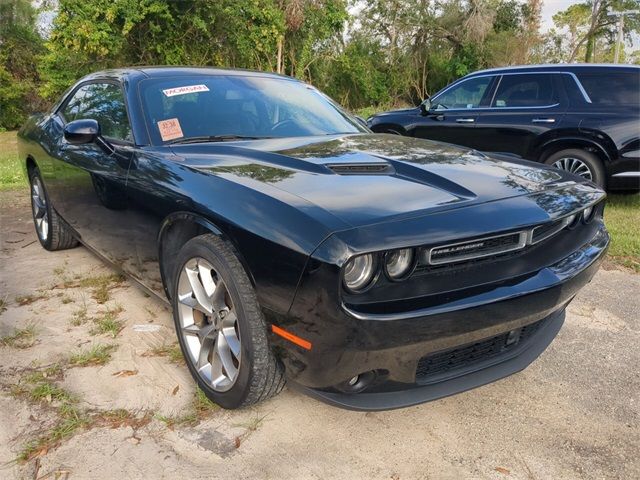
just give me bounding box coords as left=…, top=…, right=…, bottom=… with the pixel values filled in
left=169, top=133, right=582, bottom=228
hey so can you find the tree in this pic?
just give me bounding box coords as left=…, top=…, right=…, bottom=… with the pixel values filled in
left=550, top=0, right=640, bottom=63
left=38, top=0, right=347, bottom=99
left=0, top=0, right=45, bottom=129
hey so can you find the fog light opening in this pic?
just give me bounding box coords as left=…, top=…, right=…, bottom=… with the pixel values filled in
left=336, top=371, right=376, bottom=393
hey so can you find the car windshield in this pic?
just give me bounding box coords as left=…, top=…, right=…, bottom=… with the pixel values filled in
left=139, top=74, right=366, bottom=144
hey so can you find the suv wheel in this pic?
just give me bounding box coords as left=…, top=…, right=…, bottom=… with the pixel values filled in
left=544, top=149, right=606, bottom=188
left=171, top=234, right=285, bottom=409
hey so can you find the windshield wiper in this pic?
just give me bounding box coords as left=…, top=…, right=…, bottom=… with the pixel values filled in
left=168, top=135, right=272, bottom=145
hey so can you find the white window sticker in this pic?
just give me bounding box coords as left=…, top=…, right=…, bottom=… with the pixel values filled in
left=162, top=84, right=210, bottom=97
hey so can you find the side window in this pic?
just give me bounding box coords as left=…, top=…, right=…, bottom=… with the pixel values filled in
left=61, top=83, right=133, bottom=142
left=575, top=72, right=640, bottom=106
left=61, top=88, right=86, bottom=122
left=432, top=76, right=493, bottom=110
left=492, top=74, right=556, bottom=108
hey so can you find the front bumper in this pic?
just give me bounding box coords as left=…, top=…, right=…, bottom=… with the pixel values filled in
left=292, top=309, right=565, bottom=411
left=271, top=220, right=609, bottom=410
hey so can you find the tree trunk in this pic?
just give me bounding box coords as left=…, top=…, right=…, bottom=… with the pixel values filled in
left=584, top=34, right=594, bottom=62
left=276, top=37, right=283, bottom=74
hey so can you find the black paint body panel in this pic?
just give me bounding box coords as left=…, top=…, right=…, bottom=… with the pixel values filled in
left=18, top=67, right=609, bottom=410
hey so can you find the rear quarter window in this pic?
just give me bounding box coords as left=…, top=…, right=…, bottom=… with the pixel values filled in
left=576, top=71, right=640, bottom=106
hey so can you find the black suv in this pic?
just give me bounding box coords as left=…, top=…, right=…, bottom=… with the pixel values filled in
left=368, top=64, right=640, bottom=190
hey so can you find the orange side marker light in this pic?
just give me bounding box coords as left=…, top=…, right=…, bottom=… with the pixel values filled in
left=271, top=325, right=312, bottom=350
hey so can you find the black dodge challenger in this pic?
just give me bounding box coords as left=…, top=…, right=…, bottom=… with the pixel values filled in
left=18, top=67, right=609, bottom=410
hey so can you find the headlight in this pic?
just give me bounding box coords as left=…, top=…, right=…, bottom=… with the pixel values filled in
left=583, top=205, right=595, bottom=223
left=384, top=248, right=415, bottom=280
left=343, top=254, right=376, bottom=292
left=564, top=213, right=578, bottom=228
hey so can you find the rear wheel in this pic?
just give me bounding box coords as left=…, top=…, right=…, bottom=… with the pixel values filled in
left=171, top=234, right=284, bottom=409
left=28, top=168, right=78, bottom=251
left=544, top=149, right=606, bottom=188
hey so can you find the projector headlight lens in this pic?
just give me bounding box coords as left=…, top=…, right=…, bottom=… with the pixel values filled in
left=384, top=248, right=415, bottom=280
left=343, top=254, right=376, bottom=292
left=564, top=213, right=578, bottom=227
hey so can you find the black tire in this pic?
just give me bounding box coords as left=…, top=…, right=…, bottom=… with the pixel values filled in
left=170, top=234, right=284, bottom=409
left=28, top=168, right=79, bottom=251
left=544, top=149, right=606, bottom=188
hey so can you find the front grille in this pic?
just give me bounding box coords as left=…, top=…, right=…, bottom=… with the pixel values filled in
left=426, top=231, right=527, bottom=265
left=415, top=319, right=545, bottom=382
left=417, top=212, right=581, bottom=271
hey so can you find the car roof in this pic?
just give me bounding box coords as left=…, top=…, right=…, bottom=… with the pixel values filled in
left=79, top=66, right=300, bottom=83
left=467, top=63, right=640, bottom=77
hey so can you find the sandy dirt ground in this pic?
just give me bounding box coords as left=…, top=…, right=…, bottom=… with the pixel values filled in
left=1, top=189, right=639, bottom=480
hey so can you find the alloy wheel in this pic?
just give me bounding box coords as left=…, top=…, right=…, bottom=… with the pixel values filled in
left=552, top=157, right=593, bottom=181
left=176, top=257, right=241, bottom=392
left=31, top=176, right=49, bottom=241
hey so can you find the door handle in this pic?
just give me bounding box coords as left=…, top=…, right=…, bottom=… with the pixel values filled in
left=455, top=118, right=475, bottom=123
left=531, top=118, right=555, bottom=123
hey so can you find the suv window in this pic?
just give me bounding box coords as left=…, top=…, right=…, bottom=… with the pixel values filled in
left=61, top=83, right=133, bottom=142
left=492, top=74, right=556, bottom=108
left=575, top=71, right=640, bottom=106
left=432, top=76, right=493, bottom=110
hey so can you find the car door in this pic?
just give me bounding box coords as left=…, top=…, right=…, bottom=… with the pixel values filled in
left=53, top=81, right=138, bottom=271
left=473, top=73, right=567, bottom=159
left=411, top=75, right=498, bottom=149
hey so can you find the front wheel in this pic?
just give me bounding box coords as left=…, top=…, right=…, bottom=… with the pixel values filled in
left=171, top=234, right=284, bottom=409
left=544, top=149, right=606, bottom=188
left=28, top=168, right=78, bottom=251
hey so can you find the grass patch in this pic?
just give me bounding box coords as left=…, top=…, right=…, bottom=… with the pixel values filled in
left=10, top=367, right=79, bottom=455
left=61, top=295, right=73, bottom=304
left=55, top=273, right=126, bottom=304
left=193, top=388, right=219, bottom=417
left=605, top=194, right=640, bottom=272
left=69, top=344, right=117, bottom=367
left=29, top=380, right=74, bottom=404
left=94, top=409, right=152, bottom=430
left=90, top=306, right=124, bottom=338
left=76, top=273, right=126, bottom=304
left=1, top=324, right=37, bottom=348
left=155, top=389, right=218, bottom=430
left=155, top=411, right=198, bottom=429
left=18, top=408, right=89, bottom=462
left=142, top=343, right=184, bottom=364
left=70, top=306, right=89, bottom=326
left=15, top=293, right=48, bottom=306
left=0, top=130, right=24, bottom=191
left=0, top=297, right=7, bottom=314
left=11, top=366, right=150, bottom=463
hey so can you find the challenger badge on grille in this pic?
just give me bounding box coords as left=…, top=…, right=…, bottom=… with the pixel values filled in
left=427, top=232, right=527, bottom=265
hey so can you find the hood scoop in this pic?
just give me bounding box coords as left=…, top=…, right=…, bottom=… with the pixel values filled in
left=327, top=163, right=395, bottom=175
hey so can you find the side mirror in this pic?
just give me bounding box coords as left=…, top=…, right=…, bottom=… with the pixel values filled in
left=64, top=119, right=100, bottom=145
left=419, top=98, right=431, bottom=116
left=355, top=115, right=368, bottom=128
